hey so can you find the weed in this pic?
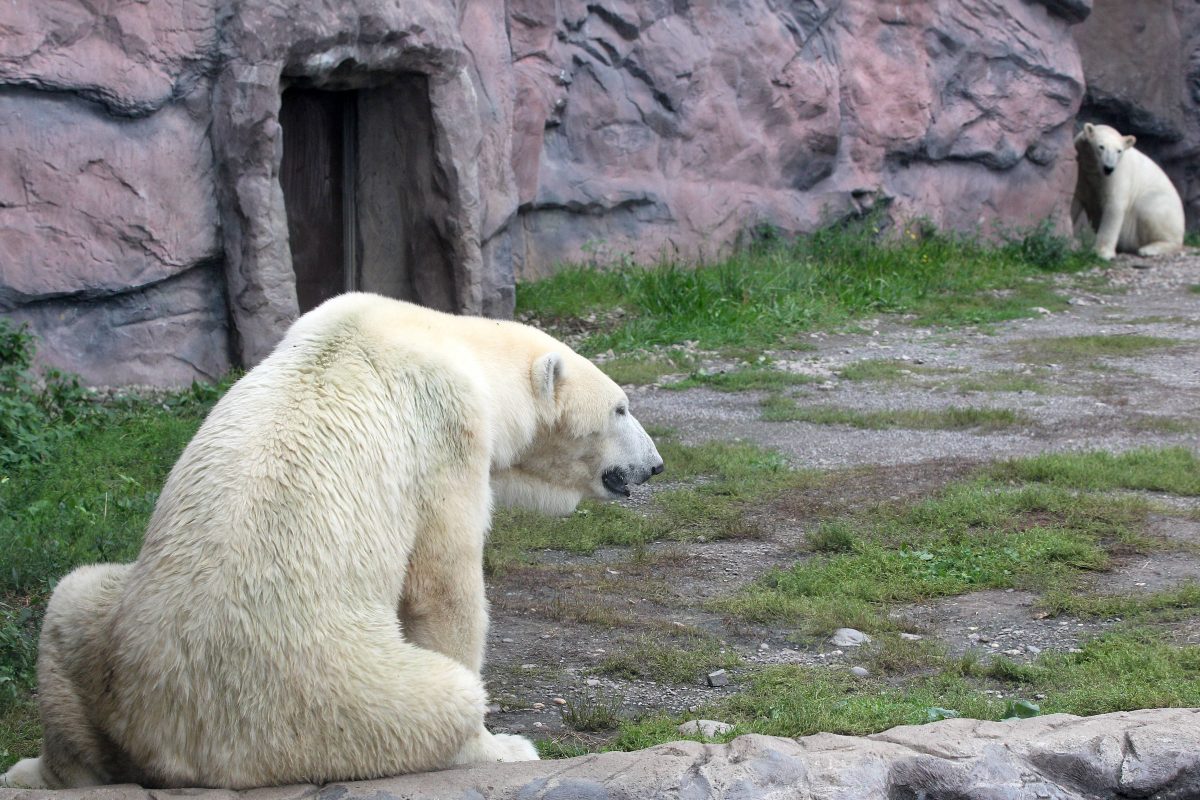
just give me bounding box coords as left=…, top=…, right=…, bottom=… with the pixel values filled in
left=1039, top=583, right=1200, bottom=619
left=808, top=520, right=856, bottom=553
left=561, top=694, right=624, bottom=732
left=838, top=359, right=960, bottom=382
left=953, top=371, right=1052, bottom=395
left=669, top=365, right=816, bottom=393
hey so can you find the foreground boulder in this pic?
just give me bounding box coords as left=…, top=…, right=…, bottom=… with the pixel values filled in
left=2, top=708, right=1196, bottom=799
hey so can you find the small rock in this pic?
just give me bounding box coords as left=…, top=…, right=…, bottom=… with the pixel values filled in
left=586, top=678, right=601, bottom=687
left=1027, top=645, right=1042, bottom=655
left=678, top=719, right=733, bottom=737
left=850, top=666, right=870, bottom=678
left=521, top=664, right=538, bottom=670
left=707, top=669, right=730, bottom=687
left=531, top=702, right=545, bottom=710
left=552, top=697, right=567, bottom=705
left=830, top=628, right=871, bottom=647
left=758, top=643, right=770, bottom=651
left=501, top=638, right=514, bottom=643
left=486, top=704, right=501, bottom=715
left=1005, top=649, right=1023, bottom=656
left=899, top=633, right=923, bottom=641
left=532, top=721, right=545, bottom=729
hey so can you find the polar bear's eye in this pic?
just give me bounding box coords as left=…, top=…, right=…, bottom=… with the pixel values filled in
left=615, top=405, right=628, bottom=416
left=1098, top=145, right=1105, bottom=151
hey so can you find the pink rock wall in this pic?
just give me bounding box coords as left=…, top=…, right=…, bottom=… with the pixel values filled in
left=509, top=0, right=1088, bottom=279
left=0, top=0, right=1091, bottom=387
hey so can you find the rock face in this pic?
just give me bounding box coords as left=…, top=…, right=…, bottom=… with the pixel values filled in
left=1073, top=1, right=1200, bottom=231
left=1, top=0, right=1090, bottom=386
left=2, top=709, right=1197, bottom=799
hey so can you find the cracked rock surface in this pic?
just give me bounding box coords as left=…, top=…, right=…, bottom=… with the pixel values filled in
left=1, top=709, right=1196, bottom=799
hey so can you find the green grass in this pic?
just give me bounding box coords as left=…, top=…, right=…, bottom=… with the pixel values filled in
left=518, top=219, right=1095, bottom=355
left=838, top=359, right=960, bottom=382
left=1015, top=334, right=1181, bottom=364
left=715, top=477, right=1153, bottom=629
left=599, top=353, right=694, bottom=385
left=953, top=370, right=1052, bottom=395
left=669, top=364, right=817, bottom=392
left=1040, top=584, right=1200, bottom=619
left=611, top=631, right=1200, bottom=750
left=760, top=399, right=1028, bottom=431
left=991, top=447, right=1200, bottom=496
left=596, top=635, right=740, bottom=685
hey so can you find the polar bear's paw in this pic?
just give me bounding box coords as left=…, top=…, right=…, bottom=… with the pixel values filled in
left=452, top=728, right=539, bottom=766
left=1, top=757, right=48, bottom=789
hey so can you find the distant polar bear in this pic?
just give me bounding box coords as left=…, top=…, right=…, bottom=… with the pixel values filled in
left=1073, top=122, right=1185, bottom=261
left=2, top=294, right=663, bottom=790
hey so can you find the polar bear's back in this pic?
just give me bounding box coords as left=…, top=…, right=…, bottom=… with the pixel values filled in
left=101, top=295, right=493, bottom=782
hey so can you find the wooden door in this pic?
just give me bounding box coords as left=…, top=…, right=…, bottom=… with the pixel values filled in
left=279, top=89, right=351, bottom=313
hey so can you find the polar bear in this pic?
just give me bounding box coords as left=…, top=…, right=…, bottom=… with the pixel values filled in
left=1072, top=122, right=1185, bottom=261
left=2, top=293, right=663, bottom=790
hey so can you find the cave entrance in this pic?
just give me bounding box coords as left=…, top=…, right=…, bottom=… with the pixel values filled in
left=278, top=76, right=457, bottom=315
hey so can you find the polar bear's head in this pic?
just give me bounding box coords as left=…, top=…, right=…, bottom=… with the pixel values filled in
left=1082, top=123, right=1136, bottom=176
left=491, top=350, right=664, bottom=516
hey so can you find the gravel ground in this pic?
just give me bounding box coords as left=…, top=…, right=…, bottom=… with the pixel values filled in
left=483, top=253, right=1200, bottom=743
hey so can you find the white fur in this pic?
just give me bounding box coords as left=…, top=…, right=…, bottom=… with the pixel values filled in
left=4, top=294, right=662, bottom=790
left=1073, top=123, right=1185, bottom=261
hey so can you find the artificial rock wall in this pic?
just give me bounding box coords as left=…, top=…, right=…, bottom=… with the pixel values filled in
left=1, top=0, right=1091, bottom=386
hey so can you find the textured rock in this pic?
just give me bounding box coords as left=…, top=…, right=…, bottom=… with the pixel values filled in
left=509, top=0, right=1088, bottom=279
left=1074, top=1, right=1200, bottom=229
left=2, top=0, right=1090, bottom=386
left=2, top=709, right=1198, bottom=799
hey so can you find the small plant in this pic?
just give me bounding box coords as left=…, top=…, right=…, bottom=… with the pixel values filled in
left=0, top=320, right=95, bottom=469
left=808, top=520, right=857, bottom=553
left=560, top=694, right=623, bottom=732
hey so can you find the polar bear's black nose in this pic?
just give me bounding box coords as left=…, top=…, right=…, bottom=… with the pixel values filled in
left=651, top=462, right=665, bottom=476
left=1103, top=166, right=1114, bottom=176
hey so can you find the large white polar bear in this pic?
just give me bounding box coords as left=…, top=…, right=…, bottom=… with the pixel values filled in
left=1073, top=122, right=1185, bottom=261
left=2, top=293, right=663, bottom=790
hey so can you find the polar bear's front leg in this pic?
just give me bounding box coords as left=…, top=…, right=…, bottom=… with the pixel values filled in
left=1093, top=203, right=1125, bottom=261
left=401, top=479, right=491, bottom=674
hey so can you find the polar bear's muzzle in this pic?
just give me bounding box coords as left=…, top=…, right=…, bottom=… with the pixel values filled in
left=602, top=462, right=663, bottom=498
left=1103, top=165, right=1115, bottom=176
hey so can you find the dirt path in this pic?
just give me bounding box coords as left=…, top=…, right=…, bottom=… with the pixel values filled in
left=483, top=253, right=1200, bottom=745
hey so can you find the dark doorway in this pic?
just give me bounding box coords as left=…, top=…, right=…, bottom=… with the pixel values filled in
left=279, top=89, right=354, bottom=313
left=278, top=77, right=458, bottom=316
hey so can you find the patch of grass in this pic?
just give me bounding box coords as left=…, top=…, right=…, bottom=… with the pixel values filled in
left=518, top=217, right=1094, bottom=355
left=1039, top=583, right=1200, bottom=619
left=991, top=447, right=1200, bottom=496
left=596, top=635, right=740, bottom=685
left=864, top=634, right=947, bottom=676
left=719, top=481, right=1149, bottom=627
left=537, top=738, right=594, bottom=759
left=838, top=359, right=960, bottom=382
left=610, top=631, right=1200, bottom=750
left=560, top=694, right=624, bottom=732
left=953, top=371, right=1052, bottom=395
left=599, top=352, right=694, bottom=385
left=1015, top=334, right=1181, bottom=364
left=760, top=399, right=1028, bottom=431
left=669, top=364, right=816, bottom=393
left=0, top=700, right=39, bottom=772
left=1189, top=284, right=1200, bottom=294
left=1128, top=416, right=1198, bottom=435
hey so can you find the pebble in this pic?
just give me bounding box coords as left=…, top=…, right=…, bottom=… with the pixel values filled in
left=1027, top=645, right=1042, bottom=655
left=1004, top=649, right=1022, bottom=656
left=830, top=628, right=871, bottom=647
left=552, top=697, right=567, bottom=705
left=707, top=669, right=730, bottom=687
left=759, top=643, right=770, bottom=651
left=586, top=678, right=602, bottom=687
left=531, top=702, right=545, bottom=710
left=501, top=638, right=515, bottom=643
left=850, top=666, right=870, bottom=678
left=899, top=633, right=923, bottom=641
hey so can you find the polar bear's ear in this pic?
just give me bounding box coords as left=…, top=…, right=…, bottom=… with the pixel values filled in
left=532, top=352, right=564, bottom=401
left=1084, top=123, right=1095, bottom=139
left=1124, top=135, right=1136, bottom=148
